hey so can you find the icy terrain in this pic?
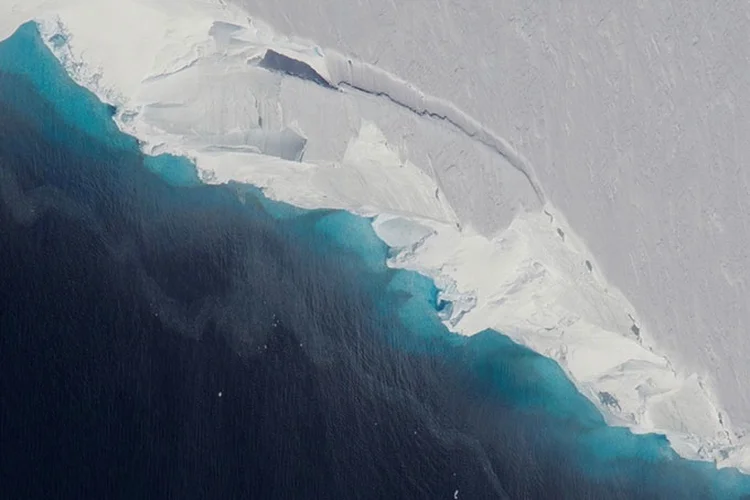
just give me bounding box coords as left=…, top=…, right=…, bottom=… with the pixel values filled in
left=229, top=0, right=750, bottom=448
left=3, top=0, right=749, bottom=471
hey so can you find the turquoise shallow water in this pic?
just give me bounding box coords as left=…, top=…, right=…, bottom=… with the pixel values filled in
left=0, top=22, right=199, bottom=186
left=1, top=21, right=749, bottom=499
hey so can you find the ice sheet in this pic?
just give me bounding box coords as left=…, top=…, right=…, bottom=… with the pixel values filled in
left=3, top=0, right=749, bottom=472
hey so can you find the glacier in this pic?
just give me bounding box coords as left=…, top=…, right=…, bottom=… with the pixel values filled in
left=3, top=0, right=750, bottom=475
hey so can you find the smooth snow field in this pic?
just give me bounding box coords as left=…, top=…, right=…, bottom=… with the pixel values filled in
left=2, top=0, right=750, bottom=497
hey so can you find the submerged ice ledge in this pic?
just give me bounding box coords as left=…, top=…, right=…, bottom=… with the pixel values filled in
left=3, top=0, right=749, bottom=473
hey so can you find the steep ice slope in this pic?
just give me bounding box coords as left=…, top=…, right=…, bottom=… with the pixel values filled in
left=230, top=0, right=750, bottom=445
left=3, top=0, right=749, bottom=471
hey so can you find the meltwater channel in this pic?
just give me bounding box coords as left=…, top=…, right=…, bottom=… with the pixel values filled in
left=1, top=22, right=749, bottom=499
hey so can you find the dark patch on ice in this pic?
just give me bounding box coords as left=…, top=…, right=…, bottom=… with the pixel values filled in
left=47, top=33, right=67, bottom=49
left=436, top=299, right=453, bottom=321
left=631, top=324, right=641, bottom=339
left=556, top=228, right=565, bottom=241
left=598, top=392, right=622, bottom=412
left=258, top=49, right=336, bottom=90
left=585, top=260, right=593, bottom=272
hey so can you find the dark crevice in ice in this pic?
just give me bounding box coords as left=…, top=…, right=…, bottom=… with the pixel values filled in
left=258, top=49, right=336, bottom=90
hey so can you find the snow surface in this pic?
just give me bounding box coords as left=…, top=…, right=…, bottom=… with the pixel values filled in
left=3, top=0, right=750, bottom=471
left=227, top=0, right=750, bottom=456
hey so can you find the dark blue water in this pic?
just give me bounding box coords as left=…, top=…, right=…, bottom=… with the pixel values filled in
left=1, top=23, right=749, bottom=499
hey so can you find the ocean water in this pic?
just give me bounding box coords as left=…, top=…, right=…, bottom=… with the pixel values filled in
left=1, top=22, right=749, bottom=499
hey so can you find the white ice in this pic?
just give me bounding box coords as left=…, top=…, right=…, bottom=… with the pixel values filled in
left=3, top=0, right=750, bottom=472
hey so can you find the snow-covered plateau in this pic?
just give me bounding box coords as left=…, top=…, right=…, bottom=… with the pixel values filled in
left=3, top=0, right=750, bottom=472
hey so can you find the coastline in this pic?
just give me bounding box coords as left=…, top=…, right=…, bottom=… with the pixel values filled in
left=2, top=0, right=748, bottom=474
